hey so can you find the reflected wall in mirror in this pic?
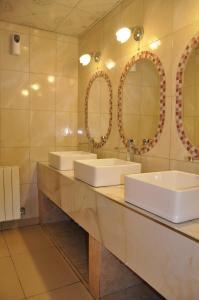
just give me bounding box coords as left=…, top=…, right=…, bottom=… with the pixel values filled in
left=176, top=33, right=199, bottom=156
left=85, top=71, right=113, bottom=148
left=118, top=51, right=166, bottom=154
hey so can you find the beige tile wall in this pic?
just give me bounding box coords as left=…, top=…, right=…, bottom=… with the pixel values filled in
left=78, top=0, right=199, bottom=173
left=0, top=21, right=78, bottom=219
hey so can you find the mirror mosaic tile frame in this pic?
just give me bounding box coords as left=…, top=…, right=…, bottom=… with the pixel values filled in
left=118, top=51, right=166, bottom=155
left=176, top=32, right=199, bottom=156
left=85, top=71, right=113, bottom=148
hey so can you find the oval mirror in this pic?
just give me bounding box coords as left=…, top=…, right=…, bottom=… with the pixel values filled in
left=176, top=33, right=199, bottom=156
left=85, top=71, right=113, bottom=148
left=118, top=51, right=166, bottom=154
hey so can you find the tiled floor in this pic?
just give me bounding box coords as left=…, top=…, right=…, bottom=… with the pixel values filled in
left=42, top=221, right=89, bottom=282
left=0, top=221, right=164, bottom=300
left=42, top=221, right=164, bottom=300
left=0, top=224, right=93, bottom=300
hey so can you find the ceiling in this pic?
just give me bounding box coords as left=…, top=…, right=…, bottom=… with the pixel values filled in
left=0, top=0, right=121, bottom=36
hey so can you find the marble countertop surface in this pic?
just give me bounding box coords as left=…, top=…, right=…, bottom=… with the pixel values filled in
left=40, top=163, right=199, bottom=243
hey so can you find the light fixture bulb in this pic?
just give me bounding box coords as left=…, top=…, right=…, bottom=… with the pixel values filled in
left=79, top=54, right=91, bottom=66
left=149, top=40, right=161, bottom=50
left=116, top=27, right=132, bottom=43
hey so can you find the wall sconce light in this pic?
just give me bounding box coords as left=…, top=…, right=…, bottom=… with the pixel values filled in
left=116, top=26, right=144, bottom=43
left=79, top=52, right=101, bottom=66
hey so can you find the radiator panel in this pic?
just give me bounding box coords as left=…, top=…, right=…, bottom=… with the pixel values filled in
left=4, top=167, right=13, bottom=221
left=12, top=167, right=21, bottom=220
left=0, top=168, right=5, bottom=222
left=0, top=166, right=21, bottom=222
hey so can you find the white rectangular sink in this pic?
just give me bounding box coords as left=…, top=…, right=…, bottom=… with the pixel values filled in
left=74, top=158, right=141, bottom=187
left=125, top=170, right=199, bottom=223
left=48, top=151, right=97, bottom=171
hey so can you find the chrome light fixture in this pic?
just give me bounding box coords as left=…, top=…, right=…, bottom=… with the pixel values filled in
left=79, top=52, right=101, bottom=66
left=116, top=26, right=144, bottom=43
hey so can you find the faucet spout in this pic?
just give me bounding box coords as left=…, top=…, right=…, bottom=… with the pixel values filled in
left=187, top=155, right=199, bottom=162
left=127, top=139, right=135, bottom=161
left=89, top=138, right=95, bottom=153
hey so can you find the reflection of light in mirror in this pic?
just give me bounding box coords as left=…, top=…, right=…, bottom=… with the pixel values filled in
left=48, top=75, right=55, bottom=83
left=79, top=54, right=91, bottom=66
left=116, top=27, right=131, bottom=43
left=21, top=89, right=29, bottom=96
left=149, top=40, right=161, bottom=50
left=77, top=128, right=84, bottom=135
left=106, top=59, right=116, bottom=70
left=64, top=127, right=72, bottom=136
left=31, top=83, right=40, bottom=91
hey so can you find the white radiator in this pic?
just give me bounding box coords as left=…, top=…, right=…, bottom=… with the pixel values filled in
left=0, top=166, right=21, bottom=222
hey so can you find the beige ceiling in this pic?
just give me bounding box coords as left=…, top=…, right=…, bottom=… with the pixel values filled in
left=0, top=0, right=121, bottom=36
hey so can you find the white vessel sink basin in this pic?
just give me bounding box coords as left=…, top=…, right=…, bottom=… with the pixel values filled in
left=48, top=151, right=97, bottom=171
left=74, top=158, right=141, bottom=187
left=125, top=170, right=199, bottom=223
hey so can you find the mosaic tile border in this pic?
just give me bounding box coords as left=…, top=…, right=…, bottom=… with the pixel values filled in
left=176, top=32, right=199, bottom=156
left=117, top=51, right=166, bottom=155
left=85, top=71, right=113, bottom=149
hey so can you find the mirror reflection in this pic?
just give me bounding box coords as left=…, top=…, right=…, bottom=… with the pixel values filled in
left=122, top=59, right=160, bottom=148
left=183, top=46, right=199, bottom=148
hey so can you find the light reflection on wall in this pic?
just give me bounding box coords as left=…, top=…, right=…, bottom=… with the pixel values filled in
left=106, top=59, right=116, bottom=70
left=21, top=89, right=29, bottom=96
left=47, top=75, right=55, bottom=83
left=64, top=127, right=73, bottom=136
left=31, top=83, right=40, bottom=91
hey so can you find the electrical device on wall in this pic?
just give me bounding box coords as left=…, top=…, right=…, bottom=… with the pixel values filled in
left=79, top=52, right=101, bottom=66
left=11, top=33, right=21, bottom=55
left=115, top=26, right=144, bottom=43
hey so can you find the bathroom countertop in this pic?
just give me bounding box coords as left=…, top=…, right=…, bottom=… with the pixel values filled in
left=41, top=163, right=199, bottom=243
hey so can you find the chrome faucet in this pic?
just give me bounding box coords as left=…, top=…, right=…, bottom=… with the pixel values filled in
left=143, top=138, right=152, bottom=146
left=187, top=156, right=199, bottom=162
left=127, top=139, right=135, bottom=161
left=101, top=136, right=106, bottom=143
left=89, top=138, right=95, bottom=153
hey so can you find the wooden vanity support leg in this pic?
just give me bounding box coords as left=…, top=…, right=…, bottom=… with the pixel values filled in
left=89, top=235, right=142, bottom=299
left=89, top=235, right=102, bottom=299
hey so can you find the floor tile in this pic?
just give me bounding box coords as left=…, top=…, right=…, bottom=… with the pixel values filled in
left=27, top=282, right=93, bottom=300
left=3, top=225, right=53, bottom=255
left=42, top=221, right=80, bottom=237
left=76, top=261, right=89, bottom=282
left=0, top=256, right=25, bottom=300
left=44, top=222, right=89, bottom=282
left=12, top=246, right=79, bottom=297
left=0, top=232, right=10, bottom=258
left=101, top=283, right=164, bottom=300
left=53, top=229, right=88, bottom=265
